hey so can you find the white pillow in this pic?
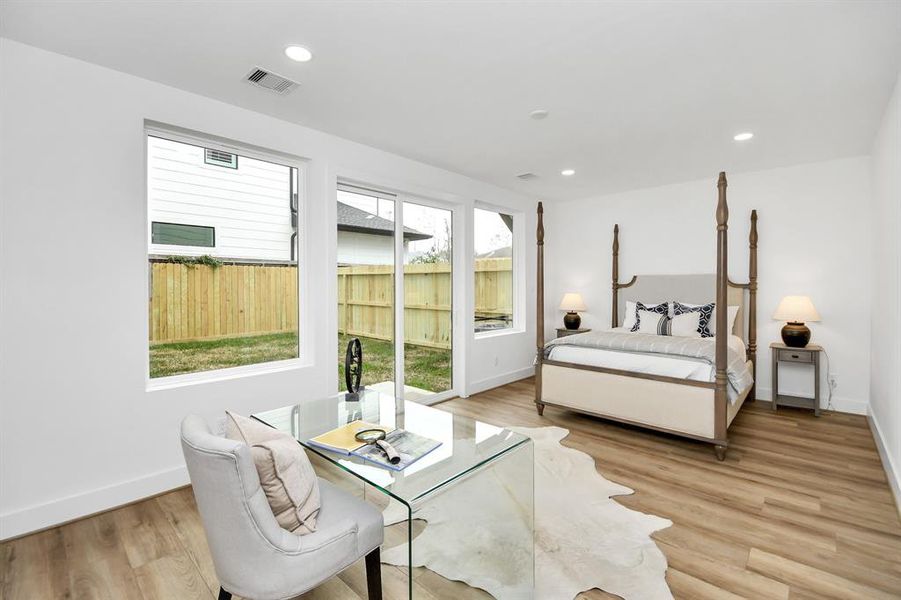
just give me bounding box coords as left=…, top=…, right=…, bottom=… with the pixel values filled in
left=622, top=301, right=667, bottom=329
left=635, top=309, right=665, bottom=334
left=226, top=411, right=321, bottom=535
left=676, top=302, right=739, bottom=335
left=670, top=311, right=701, bottom=337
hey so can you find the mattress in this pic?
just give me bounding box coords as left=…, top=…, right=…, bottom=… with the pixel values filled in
left=546, top=328, right=748, bottom=384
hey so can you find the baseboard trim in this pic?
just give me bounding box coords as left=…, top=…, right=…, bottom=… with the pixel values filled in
left=868, top=408, right=901, bottom=520
left=755, top=386, right=867, bottom=415
left=0, top=465, right=189, bottom=541
left=468, top=366, right=534, bottom=396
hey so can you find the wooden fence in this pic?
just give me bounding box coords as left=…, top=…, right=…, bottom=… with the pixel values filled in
left=338, top=258, right=512, bottom=349
left=150, top=258, right=512, bottom=348
left=149, top=262, right=298, bottom=343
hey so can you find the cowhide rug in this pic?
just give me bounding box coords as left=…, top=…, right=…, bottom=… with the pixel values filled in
left=381, top=426, right=673, bottom=600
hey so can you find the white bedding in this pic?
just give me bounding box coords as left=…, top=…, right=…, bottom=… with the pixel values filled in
left=547, top=327, right=748, bottom=383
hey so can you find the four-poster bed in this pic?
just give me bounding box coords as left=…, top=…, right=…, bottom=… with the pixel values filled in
left=534, top=172, right=758, bottom=460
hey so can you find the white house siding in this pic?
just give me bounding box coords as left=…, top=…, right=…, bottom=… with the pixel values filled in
left=147, top=135, right=294, bottom=262
left=337, top=230, right=413, bottom=265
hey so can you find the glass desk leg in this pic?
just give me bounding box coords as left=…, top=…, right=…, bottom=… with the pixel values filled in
left=383, top=441, right=535, bottom=599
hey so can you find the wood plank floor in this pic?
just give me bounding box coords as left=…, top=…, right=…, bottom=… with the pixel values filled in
left=2, top=378, right=900, bottom=599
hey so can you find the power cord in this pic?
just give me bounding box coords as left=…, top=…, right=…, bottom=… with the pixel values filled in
left=822, top=348, right=835, bottom=413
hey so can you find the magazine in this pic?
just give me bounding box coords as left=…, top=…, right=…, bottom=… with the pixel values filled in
left=307, top=421, right=390, bottom=454
left=352, top=429, right=442, bottom=471
left=307, top=421, right=441, bottom=471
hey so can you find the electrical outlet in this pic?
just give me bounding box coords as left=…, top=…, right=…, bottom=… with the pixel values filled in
left=494, top=356, right=499, bottom=367
left=828, top=374, right=838, bottom=390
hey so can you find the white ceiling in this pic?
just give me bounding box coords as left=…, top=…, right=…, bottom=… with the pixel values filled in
left=2, top=1, right=900, bottom=201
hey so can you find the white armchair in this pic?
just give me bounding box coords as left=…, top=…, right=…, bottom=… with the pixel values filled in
left=180, top=414, right=384, bottom=600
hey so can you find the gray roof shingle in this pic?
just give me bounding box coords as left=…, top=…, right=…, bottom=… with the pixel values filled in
left=337, top=202, right=431, bottom=241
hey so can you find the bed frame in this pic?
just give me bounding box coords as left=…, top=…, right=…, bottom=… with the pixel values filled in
left=535, top=172, right=758, bottom=460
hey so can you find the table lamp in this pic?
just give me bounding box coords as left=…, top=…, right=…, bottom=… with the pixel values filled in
left=559, top=292, right=587, bottom=330
left=772, top=295, right=820, bottom=347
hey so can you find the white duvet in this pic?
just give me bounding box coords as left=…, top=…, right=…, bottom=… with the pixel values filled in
left=547, top=327, right=748, bottom=383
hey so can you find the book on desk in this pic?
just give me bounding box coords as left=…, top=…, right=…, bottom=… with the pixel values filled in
left=307, top=420, right=441, bottom=471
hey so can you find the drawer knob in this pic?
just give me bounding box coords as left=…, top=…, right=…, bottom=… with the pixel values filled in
left=791, top=354, right=799, bottom=358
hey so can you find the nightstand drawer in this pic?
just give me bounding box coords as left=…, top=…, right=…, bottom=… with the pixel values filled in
left=777, top=349, right=813, bottom=363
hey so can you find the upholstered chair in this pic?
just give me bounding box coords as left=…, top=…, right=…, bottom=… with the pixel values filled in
left=180, top=415, right=384, bottom=600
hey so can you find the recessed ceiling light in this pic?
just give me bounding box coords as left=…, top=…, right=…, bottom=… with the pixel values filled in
left=733, top=132, right=754, bottom=142
left=561, top=169, right=575, bottom=176
left=285, top=45, right=313, bottom=62
left=530, top=109, right=549, bottom=120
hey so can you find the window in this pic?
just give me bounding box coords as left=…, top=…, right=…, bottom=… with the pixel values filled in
left=147, top=132, right=300, bottom=380
left=151, top=222, right=215, bottom=247
left=474, top=208, right=514, bottom=333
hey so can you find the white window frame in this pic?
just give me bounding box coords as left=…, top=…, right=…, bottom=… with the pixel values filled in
left=473, top=202, right=526, bottom=339
left=144, top=122, right=310, bottom=390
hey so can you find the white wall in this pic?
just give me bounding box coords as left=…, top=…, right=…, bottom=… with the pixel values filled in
left=0, top=39, right=536, bottom=539
left=543, top=157, right=873, bottom=414
left=869, top=68, right=901, bottom=511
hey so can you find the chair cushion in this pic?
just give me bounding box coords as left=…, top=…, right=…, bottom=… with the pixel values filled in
left=226, top=411, right=321, bottom=535
left=316, top=478, right=384, bottom=558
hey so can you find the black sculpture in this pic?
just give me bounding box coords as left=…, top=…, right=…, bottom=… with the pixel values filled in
left=344, top=337, right=363, bottom=394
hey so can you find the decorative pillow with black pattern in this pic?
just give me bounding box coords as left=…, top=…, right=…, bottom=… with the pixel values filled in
left=630, top=301, right=669, bottom=332
left=672, top=301, right=715, bottom=337
left=635, top=310, right=702, bottom=337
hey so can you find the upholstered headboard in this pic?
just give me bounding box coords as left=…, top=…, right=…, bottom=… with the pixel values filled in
left=615, top=274, right=748, bottom=341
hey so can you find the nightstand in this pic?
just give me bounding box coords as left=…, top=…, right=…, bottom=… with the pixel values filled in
left=770, top=342, right=822, bottom=416
left=556, top=328, right=591, bottom=338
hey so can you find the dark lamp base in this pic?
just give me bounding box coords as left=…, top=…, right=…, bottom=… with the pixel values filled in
left=563, top=311, right=582, bottom=330
left=781, top=321, right=811, bottom=347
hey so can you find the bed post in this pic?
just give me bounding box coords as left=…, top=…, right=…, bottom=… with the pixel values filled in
left=611, top=226, right=637, bottom=327
left=536, top=202, right=546, bottom=416
left=714, top=172, right=729, bottom=461
left=748, top=210, right=758, bottom=402
left=612, top=224, right=620, bottom=328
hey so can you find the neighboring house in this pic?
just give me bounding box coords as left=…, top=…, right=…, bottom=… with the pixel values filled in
left=147, top=135, right=429, bottom=264
left=147, top=135, right=296, bottom=262
left=337, top=202, right=431, bottom=265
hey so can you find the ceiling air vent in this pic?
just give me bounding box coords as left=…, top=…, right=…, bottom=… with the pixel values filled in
left=244, top=67, right=299, bottom=95
left=516, top=172, right=538, bottom=181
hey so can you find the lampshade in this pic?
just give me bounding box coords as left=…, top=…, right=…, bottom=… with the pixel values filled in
left=559, top=292, right=587, bottom=312
left=772, top=296, right=821, bottom=322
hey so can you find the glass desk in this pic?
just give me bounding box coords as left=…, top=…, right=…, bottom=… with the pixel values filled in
left=253, top=388, right=534, bottom=599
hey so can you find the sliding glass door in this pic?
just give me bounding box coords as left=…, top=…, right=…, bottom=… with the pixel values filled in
left=402, top=201, right=453, bottom=401
left=336, top=186, right=454, bottom=402
left=337, top=185, right=396, bottom=394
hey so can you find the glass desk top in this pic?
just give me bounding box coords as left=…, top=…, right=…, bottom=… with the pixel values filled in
left=252, top=388, right=531, bottom=507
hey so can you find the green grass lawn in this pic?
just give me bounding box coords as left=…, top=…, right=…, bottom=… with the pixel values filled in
left=150, top=331, right=451, bottom=393
left=338, top=334, right=451, bottom=393
left=150, top=332, right=299, bottom=378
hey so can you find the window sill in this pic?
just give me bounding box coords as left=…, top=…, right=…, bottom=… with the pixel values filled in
left=474, top=327, right=526, bottom=341
left=146, top=357, right=309, bottom=392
